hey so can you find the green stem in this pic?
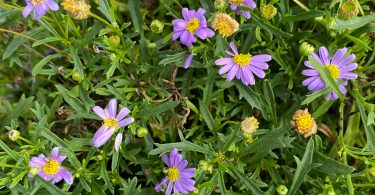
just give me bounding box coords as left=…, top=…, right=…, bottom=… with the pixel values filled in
left=18, top=136, right=33, bottom=145
left=0, top=164, right=24, bottom=169
left=89, top=13, right=120, bottom=34
left=292, top=0, right=310, bottom=11
left=353, top=183, right=375, bottom=188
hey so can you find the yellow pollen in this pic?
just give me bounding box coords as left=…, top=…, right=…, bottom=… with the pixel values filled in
left=186, top=18, right=200, bottom=33
left=325, top=64, right=340, bottom=80
left=31, top=0, right=44, bottom=5
left=231, top=0, right=243, bottom=5
left=103, top=118, right=118, bottom=129
left=233, top=53, right=252, bottom=67
left=167, top=167, right=180, bottom=182
left=295, top=113, right=313, bottom=133
left=43, top=159, right=60, bottom=175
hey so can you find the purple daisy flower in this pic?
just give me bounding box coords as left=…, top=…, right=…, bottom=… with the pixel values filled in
left=29, top=147, right=73, bottom=184
left=22, top=0, right=59, bottom=21
left=92, top=99, right=134, bottom=148
left=155, top=148, right=196, bottom=195
left=215, top=42, right=272, bottom=85
left=302, top=46, right=358, bottom=100
left=229, top=0, right=256, bottom=19
left=172, top=8, right=215, bottom=47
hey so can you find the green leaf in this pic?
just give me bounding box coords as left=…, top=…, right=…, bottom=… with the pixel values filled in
left=98, top=0, right=112, bottom=22
left=2, top=29, right=38, bottom=60
left=128, top=0, right=144, bottom=35
left=288, top=139, right=318, bottom=195
left=217, top=166, right=227, bottom=194
left=354, top=93, right=375, bottom=152
left=101, top=160, right=114, bottom=193
left=332, top=14, right=375, bottom=30
left=263, top=80, right=278, bottom=127
left=10, top=170, right=27, bottom=189
left=344, top=34, right=372, bottom=51
left=227, top=162, right=263, bottom=195
left=111, top=151, right=119, bottom=171
left=199, top=100, right=216, bottom=131
left=0, top=139, right=18, bottom=160
left=137, top=101, right=179, bottom=118
left=55, top=84, right=87, bottom=114
left=32, top=54, right=62, bottom=76
left=234, top=80, right=261, bottom=109
left=280, top=10, right=325, bottom=23
left=158, top=51, right=187, bottom=66
left=301, top=87, right=330, bottom=105
left=69, top=46, right=85, bottom=78
left=36, top=175, right=70, bottom=195
left=203, top=68, right=216, bottom=106
left=32, top=37, right=63, bottom=47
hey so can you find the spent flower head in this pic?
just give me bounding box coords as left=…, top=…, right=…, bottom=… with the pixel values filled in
left=8, top=130, right=20, bottom=141
left=22, top=0, right=59, bottom=21
left=260, top=4, right=277, bottom=20
left=291, top=108, right=317, bottom=138
left=302, top=46, right=358, bottom=100
left=29, top=147, right=73, bottom=184
left=211, top=13, right=239, bottom=37
left=155, top=148, right=196, bottom=195
left=61, top=0, right=90, bottom=20
left=241, top=116, right=259, bottom=134
left=92, top=99, right=134, bottom=148
left=339, top=0, right=359, bottom=19
left=172, top=8, right=215, bottom=47
left=215, top=42, right=272, bottom=85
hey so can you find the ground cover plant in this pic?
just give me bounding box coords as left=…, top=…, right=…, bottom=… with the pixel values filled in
left=0, top=0, right=374, bottom=194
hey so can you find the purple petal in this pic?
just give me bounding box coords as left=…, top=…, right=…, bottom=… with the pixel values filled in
left=249, top=66, right=266, bottom=78
left=319, top=46, right=330, bottom=65
left=251, top=54, right=272, bottom=62
left=180, top=31, right=190, bottom=46
left=225, top=50, right=235, bottom=56
left=179, top=178, right=195, bottom=191
left=92, top=127, right=115, bottom=148
left=337, top=54, right=355, bottom=67
left=30, top=155, right=47, bottom=167
left=340, top=63, right=358, bottom=72
left=175, top=181, right=188, bottom=194
left=166, top=182, right=173, bottom=195
left=180, top=168, right=196, bottom=178
left=251, top=61, right=269, bottom=69
left=162, top=154, right=170, bottom=166
left=34, top=3, right=48, bottom=21
left=182, top=8, right=190, bottom=20
left=311, top=52, right=323, bottom=65
left=58, top=167, right=73, bottom=185
left=195, top=28, right=207, bottom=39
left=184, top=54, right=194, bottom=69
left=169, top=148, right=179, bottom=166
left=22, top=5, right=34, bottom=18
left=177, top=159, right=188, bottom=170
left=38, top=170, right=53, bottom=181
left=304, top=61, right=314, bottom=69
left=218, top=63, right=234, bottom=75
left=93, top=106, right=107, bottom=119
left=172, top=30, right=184, bottom=41
left=108, top=99, right=117, bottom=117
left=302, top=69, right=319, bottom=76
left=245, top=0, right=257, bottom=8
left=114, top=133, right=123, bottom=152
left=242, top=11, right=251, bottom=19
left=46, top=0, right=58, bottom=10
left=172, top=19, right=187, bottom=28
left=196, top=8, right=206, bottom=17
left=204, top=28, right=215, bottom=38
left=340, top=72, right=357, bottom=80
left=242, top=66, right=256, bottom=85
left=56, top=155, right=67, bottom=163
left=53, top=173, right=63, bottom=184
left=302, top=76, right=320, bottom=86
left=229, top=42, right=238, bottom=54
left=215, top=58, right=233, bottom=66
left=230, top=3, right=238, bottom=10
left=226, top=65, right=239, bottom=81
left=118, top=117, right=134, bottom=127
left=307, top=77, right=324, bottom=91
left=331, top=48, right=347, bottom=65
left=50, top=147, right=60, bottom=160
left=339, top=84, right=347, bottom=94
left=155, top=177, right=168, bottom=192
left=117, top=107, right=130, bottom=121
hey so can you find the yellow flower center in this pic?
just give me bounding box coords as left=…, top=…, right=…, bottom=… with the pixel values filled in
left=43, top=159, right=60, bottom=175
left=31, top=0, right=44, bottom=5
left=231, top=0, right=243, bottom=5
left=167, top=166, right=180, bottom=182
left=325, top=64, right=340, bottom=80
left=233, top=53, right=252, bottom=67
left=295, top=113, right=313, bottom=133
left=103, top=118, right=118, bottom=129
left=241, top=116, right=259, bottom=134
left=186, top=18, right=200, bottom=33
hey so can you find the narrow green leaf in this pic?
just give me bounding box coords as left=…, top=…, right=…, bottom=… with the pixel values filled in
left=234, top=80, right=261, bottom=109
left=332, top=14, right=375, bottom=30
left=128, top=0, right=144, bottom=35
left=301, top=87, right=330, bottom=105
left=137, top=101, right=179, bottom=118
left=32, top=54, right=62, bottom=76
left=227, top=162, right=263, bottom=195
left=36, top=175, right=70, bottom=195
left=263, top=80, right=278, bottom=127
left=203, top=68, right=217, bottom=105
left=354, top=93, right=375, bottom=152
left=32, top=37, right=63, bottom=47
left=101, top=160, right=114, bottom=193
left=199, top=100, right=215, bottom=131
left=98, top=0, right=112, bottom=22
left=10, top=170, right=27, bottom=189
left=344, top=34, right=372, bottom=51
left=0, top=139, right=18, bottom=160
left=280, top=10, right=325, bottom=23
left=217, top=166, right=227, bottom=194
left=158, top=51, right=187, bottom=66
left=111, top=151, right=119, bottom=171
left=2, top=29, right=38, bottom=60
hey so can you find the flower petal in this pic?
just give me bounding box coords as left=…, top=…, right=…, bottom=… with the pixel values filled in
left=166, top=182, right=173, bottom=195
left=319, top=46, right=330, bottom=65
left=114, top=133, right=123, bottom=152
left=229, top=42, right=238, bottom=54
left=108, top=99, right=117, bottom=117
left=226, top=65, right=239, bottom=81
left=218, top=63, right=234, bottom=75
left=340, top=72, right=357, bottom=80
left=117, top=107, right=130, bottom=121
left=155, top=177, right=168, bottom=192
left=46, top=0, right=59, bottom=10
left=162, top=154, right=170, bottom=166
left=50, top=147, right=60, bottom=160
left=340, top=63, right=358, bottom=72
left=93, top=106, right=107, bottom=119
left=30, top=155, right=47, bottom=167
left=251, top=54, right=272, bottom=62
left=118, top=117, right=134, bottom=127
left=22, top=5, right=34, bottom=18
left=92, top=127, right=114, bottom=148
left=58, top=167, right=73, bottom=185
left=184, top=54, right=194, bottom=69
left=215, top=58, right=233, bottom=66
left=331, top=48, right=347, bottom=65
left=38, top=169, right=53, bottom=181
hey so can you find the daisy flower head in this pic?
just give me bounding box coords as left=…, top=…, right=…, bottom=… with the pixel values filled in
left=291, top=108, right=317, bottom=138
left=302, top=46, right=358, bottom=100
left=155, top=148, right=196, bottom=195
left=29, top=147, right=73, bottom=184
left=229, top=0, right=256, bottom=19
left=215, top=42, right=272, bottom=85
left=92, top=99, right=134, bottom=148
left=22, top=0, right=59, bottom=21
left=172, top=8, right=215, bottom=47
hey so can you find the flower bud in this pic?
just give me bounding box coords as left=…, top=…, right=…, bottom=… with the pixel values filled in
left=110, top=53, right=117, bottom=61
left=276, top=185, right=288, bottom=195
left=243, top=133, right=254, bottom=144
left=369, top=167, right=375, bottom=177
left=261, top=4, right=277, bottom=20
left=109, top=35, right=120, bottom=47
left=241, top=116, right=259, bottom=134
left=8, top=130, right=20, bottom=141
left=72, top=71, right=84, bottom=82
left=291, top=108, right=317, bottom=138
left=137, top=127, right=148, bottom=138
left=150, top=19, right=164, bottom=34
left=199, top=160, right=213, bottom=173
left=114, top=133, right=123, bottom=152
left=299, top=42, right=314, bottom=56
left=339, top=0, right=359, bottom=20
left=61, top=0, right=91, bottom=20
left=214, top=0, right=227, bottom=9
left=29, top=167, right=38, bottom=176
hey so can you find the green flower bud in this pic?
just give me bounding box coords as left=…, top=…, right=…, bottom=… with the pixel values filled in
left=8, top=130, right=20, bottom=141
left=276, top=185, right=288, bottom=195
left=299, top=42, right=314, bottom=56
left=199, top=160, right=213, bottom=173
left=261, top=4, right=277, bottom=20
left=214, top=0, right=227, bottom=9
left=74, top=172, right=80, bottom=178
left=29, top=167, right=38, bottom=176
left=150, top=20, right=164, bottom=34
left=72, top=71, right=84, bottom=82
left=110, top=53, right=117, bottom=61
left=369, top=167, right=375, bottom=177
left=339, top=0, right=359, bottom=20
left=137, top=127, right=148, bottom=138
left=109, top=35, right=120, bottom=47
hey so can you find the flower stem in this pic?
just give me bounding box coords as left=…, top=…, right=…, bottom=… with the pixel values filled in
left=292, top=0, right=310, bottom=11
left=18, top=136, right=33, bottom=145
left=0, top=164, right=24, bottom=169
left=89, top=13, right=120, bottom=34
